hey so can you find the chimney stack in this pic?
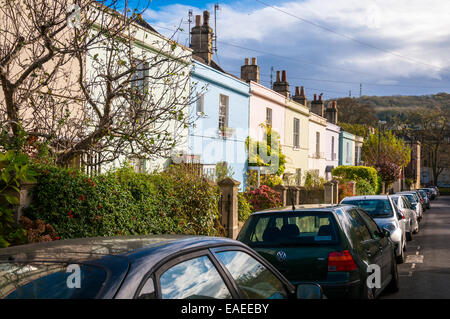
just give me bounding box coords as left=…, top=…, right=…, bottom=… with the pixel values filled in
left=241, top=57, right=260, bottom=83
left=190, top=11, right=214, bottom=65
left=273, top=70, right=290, bottom=98
left=311, top=93, right=324, bottom=117
left=325, top=101, right=338, bottom=124
left=293, top=85, right=307, bottom=106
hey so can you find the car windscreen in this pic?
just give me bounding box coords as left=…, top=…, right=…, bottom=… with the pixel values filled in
left=403, top=194, right=418, bottom=203
left=0, top=262, right=107, bottom=299
left=237, top=211, right=339, bottom=247
left=341, top=199, right=394, bottom=218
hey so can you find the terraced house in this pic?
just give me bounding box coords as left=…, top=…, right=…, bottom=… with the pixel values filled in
left=188, top=12, right=250, bottom=189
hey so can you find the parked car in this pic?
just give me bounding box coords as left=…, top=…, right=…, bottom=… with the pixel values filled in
left=431, top=186, right=439, bottom=198
left=397, top=191, right=424, bottom=221
left=390, top=194, right=419, bottom=240
left=237, top=205, right=399, bottom=299
left=420, top=188, right=434, bottom=203
left=418, top=189, right=431, bottom=209
left=340, top=195, right=406, bottom=264
left=0, top=235, right=323, bottom=299
left=423, top=187, right=436, bottom=200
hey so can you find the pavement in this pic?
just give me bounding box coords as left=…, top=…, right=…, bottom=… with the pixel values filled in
left=381, top=195, right=450, bottom=299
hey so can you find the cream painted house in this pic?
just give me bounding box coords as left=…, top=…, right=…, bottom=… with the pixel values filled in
left=85, top=14, right=193, bottom=173
left=283, top=97, right=310, bottom=185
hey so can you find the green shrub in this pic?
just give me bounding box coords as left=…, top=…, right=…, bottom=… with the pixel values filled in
left=355, top=178, right=376, bottom=196
left=332, top=166, right=378, bottom=191
left=244, top=185, right=282, bottom=211
left=0, top=151, right=36, bottom=247
left=238, top=192, right=253, bottom=222
left=303, top=170, right=325, bottom=190
left=24, top=163, right=223, bottom=240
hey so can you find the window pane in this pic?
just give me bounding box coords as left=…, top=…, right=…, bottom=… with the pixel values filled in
left=1, top=263, right=107, bottom=299
left=159, top=256, right=231, bottom=299
left=238, top=212, right=339, bottom=246
left=342, top=199, right=394, bottom=218
left=346, top=209, right=373, bottom=242
left=215, top=251, right=287, bottom=299
left=196, top=94, right=204, bottom=113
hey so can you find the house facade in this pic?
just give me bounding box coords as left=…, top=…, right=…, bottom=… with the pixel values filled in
left=308, top=110, right=327, bottom=179
left=189, top=59, right=250, bottom=189
left=284, top=90, right=310, bottom=185
left=339, top=131, right=356, bottom=166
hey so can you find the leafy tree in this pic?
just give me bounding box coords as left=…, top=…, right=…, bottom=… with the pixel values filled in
left=246, top=124, right=286, bottom=181
left=362, top=130, right=411, bottom=188
left=395, top=107, right=450, bottom=185
left=0, top=1, right=194, bottom=167
left=338, top=123, right=372, bottom=138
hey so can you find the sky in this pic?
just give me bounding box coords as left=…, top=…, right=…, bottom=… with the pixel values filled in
left=127, top=0, right=450, bottom=100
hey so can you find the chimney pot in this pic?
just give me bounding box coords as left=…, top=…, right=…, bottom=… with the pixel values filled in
left=251, top=57, right=257, bottom=65
left=282, top=70, right=287, bottom=82
left=276, top=71, right=280, bottom=82
left=203, top=11, right=210, bottom=26
left=300, top=86, right=305, bottom=96
left=314, top=94, right=317, bottom=101
left=319, top=95, right=322, bottom=102
left=295, top=86, right=300, bottom=96
left=195, top=15, right=201, bottom=26
left=245, top=58, right=249, bottom=65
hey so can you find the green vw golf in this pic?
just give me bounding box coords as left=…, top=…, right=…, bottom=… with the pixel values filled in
left=237, top=204, right=400, bottom=299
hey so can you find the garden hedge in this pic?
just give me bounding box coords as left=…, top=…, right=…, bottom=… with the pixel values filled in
left=24, top=164, right=224, bottom=240
left=332, top=166, right=379, bottom=195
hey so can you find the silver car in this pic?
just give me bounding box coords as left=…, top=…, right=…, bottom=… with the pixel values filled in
left=397, top=192, right=423, bottom=221
left=341, top=195, right=406, bottom=263
left=390, top=194, right=419, bottom=241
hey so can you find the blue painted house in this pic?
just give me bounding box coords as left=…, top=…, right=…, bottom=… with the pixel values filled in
left=189, top=59, right=250, bottom=190
left=339, top=131, right=356, bottom=166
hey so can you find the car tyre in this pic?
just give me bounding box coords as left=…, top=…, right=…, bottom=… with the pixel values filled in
left=406, top=231, right=412, bottom=241
left=386, top=258, right=400, bottom=293
left=397, top=245, right=405, bottom=264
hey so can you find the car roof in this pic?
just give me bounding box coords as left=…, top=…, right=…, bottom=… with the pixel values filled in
left=341, top=195, right=390, bottom=200
left=250, top=204, right=353, bottom=216
left=0, top=235, right=241, bottom=263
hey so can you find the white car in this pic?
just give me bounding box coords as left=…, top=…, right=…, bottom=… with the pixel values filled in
left=398, top=192, right=423, bottom=222
left=390, top=194, right=419, bottom=241
left=341, top=195, right=407, bottom=264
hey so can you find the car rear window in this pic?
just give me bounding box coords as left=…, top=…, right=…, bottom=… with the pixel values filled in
left=341, top=199, right=394, bottom=218
left=237, top=212, right=339, bottom=246
left=404, top=194, right=417, bottom=203
left=0, top=262, right=107, bottom=299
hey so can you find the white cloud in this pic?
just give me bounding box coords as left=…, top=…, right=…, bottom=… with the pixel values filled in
left=143, top=0, right=450, bottom=95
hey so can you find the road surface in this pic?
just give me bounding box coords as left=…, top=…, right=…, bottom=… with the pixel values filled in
left=382, top=195, right=450, bottom=298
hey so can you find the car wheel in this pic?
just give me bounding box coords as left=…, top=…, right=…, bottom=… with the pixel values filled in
left=406, top=231, right=412, bottom=241
left=386, top=258, right=400, bottom=293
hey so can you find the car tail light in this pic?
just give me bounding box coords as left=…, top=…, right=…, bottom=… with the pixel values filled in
left=400, top=212, right=406, bottom=219
left=328, top=250, right=358, bottom=272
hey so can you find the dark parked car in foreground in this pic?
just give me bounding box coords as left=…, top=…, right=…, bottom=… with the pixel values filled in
left=0, top=235, right=322, bottom=299
left=237, top=204, right=399, bottom=299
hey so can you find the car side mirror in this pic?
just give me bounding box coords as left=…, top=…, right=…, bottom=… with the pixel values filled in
left=296, top=283, right=324, bottom=299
